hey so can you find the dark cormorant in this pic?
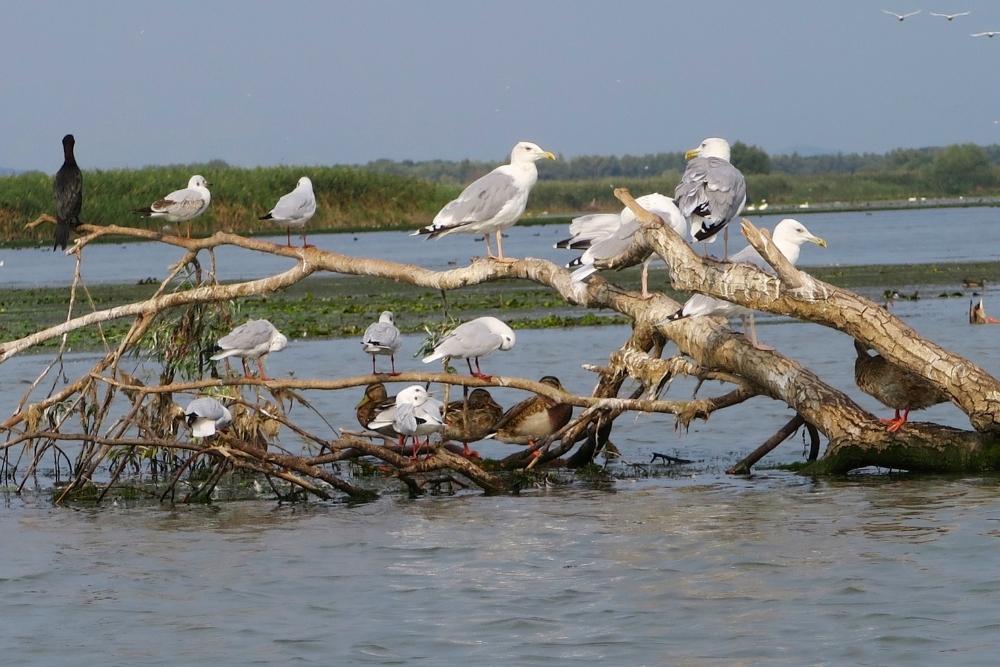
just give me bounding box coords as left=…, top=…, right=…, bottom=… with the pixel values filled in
left=53, top=134, right=83, bottom=251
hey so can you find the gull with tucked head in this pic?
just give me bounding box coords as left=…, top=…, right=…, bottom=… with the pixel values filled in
left=675, top=137, right=746, bottom=258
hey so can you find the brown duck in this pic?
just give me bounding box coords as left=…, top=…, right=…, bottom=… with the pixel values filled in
left=442, top=388, right=504, bottom=457
left=853, top=340, right=949, bottom=432
left=356, top=383, right=399, bottom=437
left=488, top=376, right=573, bottom=444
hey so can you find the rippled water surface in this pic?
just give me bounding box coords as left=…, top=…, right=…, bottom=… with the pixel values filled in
left=3, top=208, right=1000, bottom=664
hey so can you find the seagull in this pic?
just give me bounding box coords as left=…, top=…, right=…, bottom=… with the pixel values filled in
left=259, top=176, right=317, bottom=247
left=674, top=137, right=746, bottom=259
left=561, top=193, right=687, bottom=298
left=971, top=31, right=1000, bottom=38
left=367, top=385, right=445, bottom=457
left=882, top=9, right=922, bottom=21
left=412, top=141, right=555, bottom=260
left=209, top=319, right=287, bottom=380
left=134, top=174, right=211, bottom=237
left=421, top=316, right=515, bottom=379
left=53, top=134, right=83, bottom=251
left=184, top=397, right=232, bottom=438
left=361, top=311, right=402, bottom=374
left=930, top=11, right=970, bottom=20
left=665, top=219, right=826, bottom=350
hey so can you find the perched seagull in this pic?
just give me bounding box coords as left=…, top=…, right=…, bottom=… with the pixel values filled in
left=210, top=319, right=287, bottom=380
left=184, top=397, right=232, bottom=438
left=259, top=176, right=317, bottom=247
left=674, top=137, right=746, bottom=258
left=882, top=9, right=921, bottom=21
left=665, top=219, right=826, bottom=350
left=422, top=316, right=515, bottom=379
left=135, top=174, right=211, bottom=237
left=971, top=31, right=1000, bottom=38
left=929, top=11, right=970, bottom=21
left=361, top=311, right=402, bottom=374
left=53, top=134, right=83, bottom=251
left=367, top=385, right=445, bottom=457
left=412, top=141, right=555, bottom=260
left=562, top=193, right=687, bottom=298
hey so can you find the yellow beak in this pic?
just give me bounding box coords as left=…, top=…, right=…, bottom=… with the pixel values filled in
left=684, top=148, right=700, bottom=160
left=811, top=236, right=828, bottom=248
left=543, top=151, right=556, bottom=160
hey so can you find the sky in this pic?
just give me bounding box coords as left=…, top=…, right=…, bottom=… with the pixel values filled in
left=3, top=0, right=1000, bottom=172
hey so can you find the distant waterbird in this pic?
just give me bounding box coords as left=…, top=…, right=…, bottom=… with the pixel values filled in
left=675, top=137, right=746, bottom=258
left=361, top=311, right=402, bottom=374
left=259, top=176, right=316, bottom=247
left=882, top=9, right=921, bottom=21
left=210, top=319, right=287, bottom=380
left=134, top=175, right=211, bottom=237
left=853, top=340, right=949, bottom=433
left=929, top=11, right=970, bottom=21
left=486, top=376, right=573, bottom=448
left=412, top=141, right=555, bottom=260
left=53, top=134, right=83, bottom=251
left=367, top=385, right=445, bottom=457
left=971, top=31, right=1000, bottom=38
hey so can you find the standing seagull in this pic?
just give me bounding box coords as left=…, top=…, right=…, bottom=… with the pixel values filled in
left=412, top=141, right=555, bottom=260
left=135, top=175, right=211, bottom=237
left=53, top=134, right=83, bottom=251
left=184, top=397, right=233, bottom=438
left=882, top=9, right=921, bottom=21
left=422, top=316, right=515, bottom=379
left=210, top=319, right=287, bottom=380
left=367, top=385, right=445, bottom=457
left=259, top=176, right=317, bottom=247
left=666, top=219, right=826, bottom=350
left=674, top=137, right=746, bottom=258
left=930, top=11, right=970, bottom=21
left=361, top=311, right=402, bottom=374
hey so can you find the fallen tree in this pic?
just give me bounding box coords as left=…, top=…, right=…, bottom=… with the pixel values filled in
left=4, top=200, right=999, bottom=504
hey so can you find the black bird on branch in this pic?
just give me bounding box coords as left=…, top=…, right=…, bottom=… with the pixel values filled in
left=53, top=134, right=83, bottom=250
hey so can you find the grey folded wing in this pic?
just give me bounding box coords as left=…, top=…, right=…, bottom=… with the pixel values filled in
left=185, top=397, right=229, bottom=423
left=270, top=189, right=316, bottom=222
left=435, top=321, right=499, bottom=358
left=362, top=321, right=401, bottom=352
left=393, top=401, right=418, bottom=434
left=674, top=157, right=746, bottom=223
left=218, top=320, right=275, bottom=350
left=431, top=171, right=520, bottom=229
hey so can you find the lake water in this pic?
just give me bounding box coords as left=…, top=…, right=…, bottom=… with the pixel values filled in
left=3, top=208, right=1000, bottom=664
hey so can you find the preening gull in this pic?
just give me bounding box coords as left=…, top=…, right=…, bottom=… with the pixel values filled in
left=853, top=340, right=949, bottom=432
left=184, top=397, right=232, bottom=438
left=135, top=175, right=211, bottom=236
left=486, top=376, right=572, bottom=447
left=930, top=11, right=970, bottom=21
left=675, top=137, right=747, bottom=257
left=422, top=316, right=515, bottom=379
left=53, top=134, right=83, bottom=251
left=260, top=176, right=317, bottom=247
left=361, top=311, right=402, bottom=374
left=666, top=219, right=826, bottom=349
left=367, top=385, right=445, bottom=456
left=562, top=193, right=687, bottom=298
left=412, top=141, right=555, bottom=260
left=882, top=9, right=921, bottom=21
left=210, top=319, right=287, bottom=379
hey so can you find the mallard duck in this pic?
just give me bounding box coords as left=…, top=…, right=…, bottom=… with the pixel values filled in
left=488, top=376, right=573, bottom=445
left=969, top=299, right=1000, bottom=324
left=853, top=340, right=949, bottom=432
left=357, top=383, right=397, bottom=436
left=442, top=388, right=503, bottom=457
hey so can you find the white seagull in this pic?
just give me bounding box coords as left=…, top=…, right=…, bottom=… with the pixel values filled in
left=930, top=11, right=970, bottom=21
left=259, top=176, right=317, bottom=247
left=361, top=311, right=402, bottom=374
left=367, top=385, right=445, bottom=456
left=971, top=31, right=1000, bottom=38
left=665, top=219, right=827, bottom=350
left=561, top=193, right=687, bottom=298
left=184, top=397, right=233, bottom=438
left=422, top=316, right=515, bottom=379
left=135, top=174, right=211, bottom=237
left=882, top=9, right=922, bottom=21
left=210, top=319, right=287, bottom=380
left=675, top=137, right=747, bottom=258
left=412, top=141, right=556, bottom=260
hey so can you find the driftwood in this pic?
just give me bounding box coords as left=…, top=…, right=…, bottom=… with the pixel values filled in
left=4, top=201, right=1000, bottom=505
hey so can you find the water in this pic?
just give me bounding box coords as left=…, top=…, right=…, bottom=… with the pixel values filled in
left=2, top=206, right=1000, bottom=287
left=3, top=208, right=1000, bottom=664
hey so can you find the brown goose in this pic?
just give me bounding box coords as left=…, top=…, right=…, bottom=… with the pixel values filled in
left=853, top=340, right=949, bottom=432
left=488, top=376, right=573, bottom=445
left=442, top=388, right=503, bottom=457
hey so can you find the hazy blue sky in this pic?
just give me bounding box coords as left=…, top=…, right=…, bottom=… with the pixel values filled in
left=4, top=0, right=1000, bottom=171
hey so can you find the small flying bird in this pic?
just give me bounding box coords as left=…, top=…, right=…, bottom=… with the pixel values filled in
left=971, top=31, right=1000, bottom=38
left=442, top=388, right=504, bottom=458
left=853, top=340, right=949, bottom=433
left=486, top=376, right=573, bottom=448
left=209, top=319, right=287, bottom=380
left=184, top=397, right=232, bottom=438
left=421, top=316, right=516, bottom=380
left=929, top=11, right=970, bottom=21
left=53, top=134, right=83, bottom=251
left=367, top=385, right=445, bottom=457
left=675, top=137, right=746, bottom=258
left=259, top=176, right=317, bottom=247
left=882, top=9, right=921, bottom=21
left=134, top=174, right=211, bottom=237
left=361, top=311, right=402, bottom=374
left=412, top=141, right=556, bottom=260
